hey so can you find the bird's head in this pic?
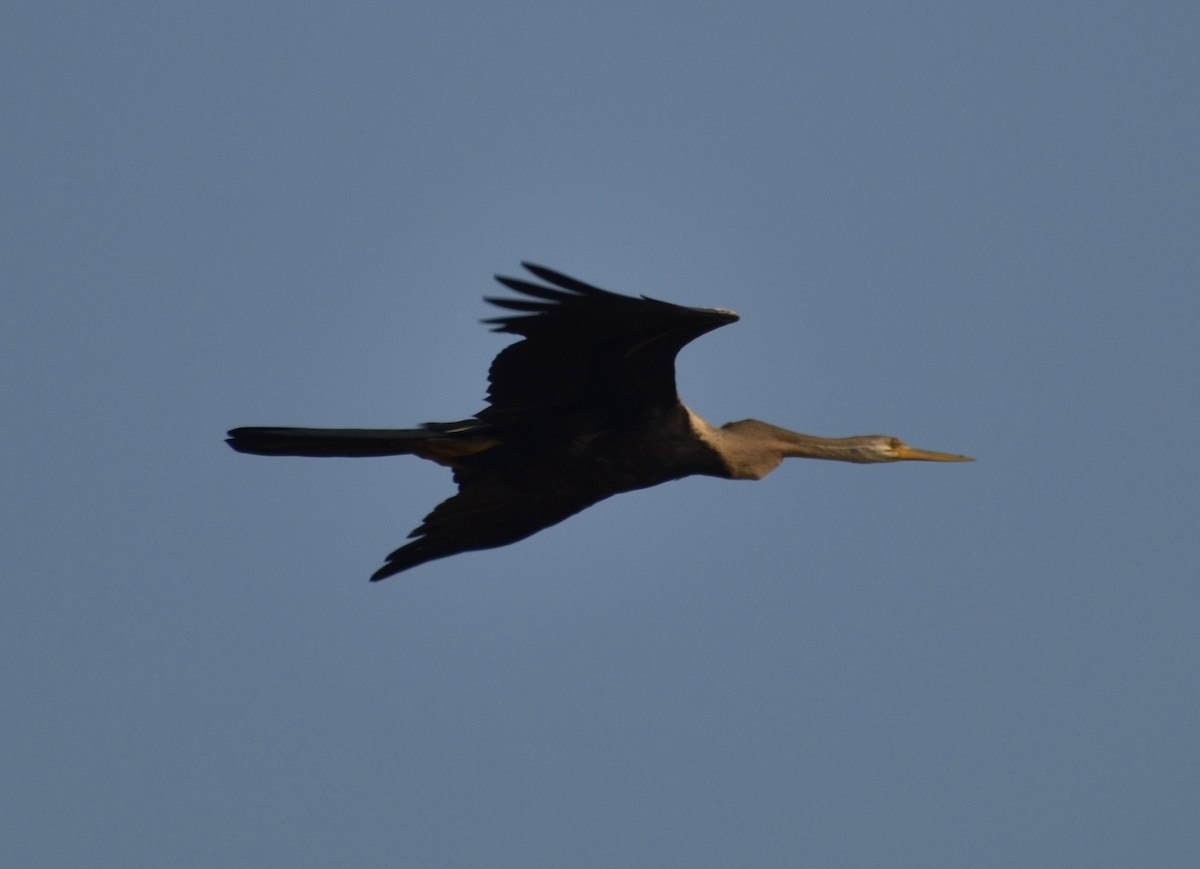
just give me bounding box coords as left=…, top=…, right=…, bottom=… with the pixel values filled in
left=844, top=435, right=974, bottom=464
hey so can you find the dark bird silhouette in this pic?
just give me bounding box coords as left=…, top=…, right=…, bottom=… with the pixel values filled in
left=227, top=263, right=971, bottom=580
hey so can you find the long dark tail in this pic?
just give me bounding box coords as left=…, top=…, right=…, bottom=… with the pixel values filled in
left=226, top=427, right=437, bottom=457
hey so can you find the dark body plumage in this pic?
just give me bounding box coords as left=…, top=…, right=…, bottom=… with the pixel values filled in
left=228, top=264, right=740, bottom=580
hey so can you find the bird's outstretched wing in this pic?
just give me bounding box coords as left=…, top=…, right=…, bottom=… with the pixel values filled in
left=369, top=476, right=600, bottom=580
left=480, top=263, right=738, bottom=424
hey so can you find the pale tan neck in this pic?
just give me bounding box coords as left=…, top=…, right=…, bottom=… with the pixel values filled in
left=687, top=413, right=875, bottom=479
left=771, top=429, right=876, bottom=460
left=727, top=420, right=874, bottom=468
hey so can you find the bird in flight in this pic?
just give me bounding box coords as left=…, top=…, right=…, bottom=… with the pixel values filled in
left=227, top=263, right=971, bottom=580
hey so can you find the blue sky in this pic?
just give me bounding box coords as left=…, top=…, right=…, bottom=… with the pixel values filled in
left=4, top=3, right=1198, bottom=866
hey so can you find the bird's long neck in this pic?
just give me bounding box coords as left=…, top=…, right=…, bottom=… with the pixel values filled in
left=687, top=409, right=971, bottom=478
left=769, top=428, right=874, bottom=461
left=691, top=416, right=878, bottom=480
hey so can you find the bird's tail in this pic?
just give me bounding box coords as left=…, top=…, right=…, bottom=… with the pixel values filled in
left=226, top=422, right=499, bottom=465
left=226, top=427, right=433, bottom=457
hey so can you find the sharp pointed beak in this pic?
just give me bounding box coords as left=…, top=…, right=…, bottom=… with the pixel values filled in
left=893, top=444, right=974, bottom=462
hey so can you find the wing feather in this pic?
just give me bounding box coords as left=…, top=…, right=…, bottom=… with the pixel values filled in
left=480, top=263, right=738, bottom=423
left=370, top=479, right=598, bottom=580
